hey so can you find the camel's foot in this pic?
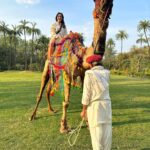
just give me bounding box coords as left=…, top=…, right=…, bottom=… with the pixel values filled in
left=60, top=119, right=71, bottom=133
left=60, top=126, right=71, bottom=134
left=48, top=108, right=57, bottom=113
left=29, top=113, right=36, bottom=121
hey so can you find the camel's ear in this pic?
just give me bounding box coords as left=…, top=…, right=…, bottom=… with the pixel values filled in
left=69, top=31, right=73, bottom=37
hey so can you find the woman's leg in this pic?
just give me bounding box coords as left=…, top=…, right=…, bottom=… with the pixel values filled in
left=47, top=37, right=56, bottom=60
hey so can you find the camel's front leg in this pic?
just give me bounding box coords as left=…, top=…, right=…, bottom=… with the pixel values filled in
left=60, top=82, right=71, bottom=133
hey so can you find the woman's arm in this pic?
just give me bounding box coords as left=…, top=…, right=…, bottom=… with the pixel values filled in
left=50, top=23, right=58, bottom=38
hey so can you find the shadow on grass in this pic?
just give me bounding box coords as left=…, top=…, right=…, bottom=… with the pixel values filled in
left=113, top=118, right=150, bottom=126
left=112, top=101, right=150, bottom=110
left=28, top=108, right=81, bottom=121
left=113, top=102, right=150, bottom=109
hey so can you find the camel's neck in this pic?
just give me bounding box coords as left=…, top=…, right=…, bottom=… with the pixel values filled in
left=93, top=0, right=113, bottom=56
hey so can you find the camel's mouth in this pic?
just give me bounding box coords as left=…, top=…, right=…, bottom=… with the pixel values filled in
left=82, top=46, right=95, bottom=69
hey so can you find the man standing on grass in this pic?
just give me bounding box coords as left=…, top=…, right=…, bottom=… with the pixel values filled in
left=81, top=54, right=112, bottom=150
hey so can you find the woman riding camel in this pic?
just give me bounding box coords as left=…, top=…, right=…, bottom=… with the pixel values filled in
left=41, top=12, right=68, bottom=87
left=34, top=12, right=68, bottom=112
left=47, top=12, right=68, bottom=59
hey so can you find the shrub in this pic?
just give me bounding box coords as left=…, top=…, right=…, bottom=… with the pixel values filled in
left=15, top=64, right=24, bottom=70
left=28, top=63, right=41, bottom=71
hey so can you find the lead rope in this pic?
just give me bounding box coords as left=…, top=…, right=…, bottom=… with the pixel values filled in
left=68, top=119, right=84, bottom=147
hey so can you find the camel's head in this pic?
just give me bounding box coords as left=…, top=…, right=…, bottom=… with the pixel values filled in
left=67, top=31, right=96, bottom=70
left=66, top=31, right=86, bottom=66
left=68, top=31, right=84, bottom=46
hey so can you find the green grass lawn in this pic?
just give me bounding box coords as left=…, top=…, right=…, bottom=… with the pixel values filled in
left=0, top=71, right=150, bottom=150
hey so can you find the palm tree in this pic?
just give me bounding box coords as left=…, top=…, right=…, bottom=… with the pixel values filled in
left=28, top=22, right=41, bottom=65
left=0, top=21, right=9, bottom=46
left=116, top=30, right=128, bottom=54
left=137, top=20, right=150, bottom=56
left=105, top=38, right=116, bottom=69
left=106, top=38, right=115, bottom=50
left=106, top=38, right=116, bottom=58
left=7, top=27, right=15, bottom=69
left=18, top=20, right=30, bottom=70
left=136, top=33, right=146, bottom=47
left=12, top=25, right=22, bottom=67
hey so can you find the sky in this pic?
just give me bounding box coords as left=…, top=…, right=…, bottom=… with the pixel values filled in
left=0, top=0, right=150, bottom=53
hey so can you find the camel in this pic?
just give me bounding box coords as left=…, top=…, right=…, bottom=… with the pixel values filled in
left=30, top=32, right=86, bottom=133
left=30, top=0, right=113, bottom=133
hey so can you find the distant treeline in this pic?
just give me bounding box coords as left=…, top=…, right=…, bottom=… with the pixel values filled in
left=0, top=19, right=150, bottom=77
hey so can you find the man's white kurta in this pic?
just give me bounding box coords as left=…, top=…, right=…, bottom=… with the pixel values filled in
left=82, top=65, right=112, bottom=150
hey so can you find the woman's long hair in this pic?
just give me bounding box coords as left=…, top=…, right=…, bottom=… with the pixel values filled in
left=55, top=12, right=66, bottom=28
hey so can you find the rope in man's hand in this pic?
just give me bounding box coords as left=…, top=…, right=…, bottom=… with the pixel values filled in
left=67, top=119, right=85, bottom=147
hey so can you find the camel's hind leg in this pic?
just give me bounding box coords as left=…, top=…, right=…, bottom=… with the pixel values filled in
left=60, top=81, right=71, bottom=133
left=30, top=60, right=49, bottom=121
left=45, top=80, right=56, bottom=113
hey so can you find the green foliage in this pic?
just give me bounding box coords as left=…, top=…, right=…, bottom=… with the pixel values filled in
left=28, top=63, right=41, bottom=71
left=103, top=38, right=116, bottom=69
left=0, top=47, right=8, bottom=70
left=104, top=46, right=150, bottom=78
left=15, top=63, right=24, bottom=70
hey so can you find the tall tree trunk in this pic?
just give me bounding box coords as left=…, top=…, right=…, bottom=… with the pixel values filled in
left=3, top=32, right=6, bottom=47
left=8, top=37, right=12, bottom=70
left=10, top=39, right=12, bottom=69
left=140, top=39, right=143, bottom=47
left=137, top=56, right=142, bottom=73
left=24, top=30, right=27, bottom=70
left=121, top=39, right=123, bottom=54
left=14, top=37, right=17, bottom=68
left=3, top=32, right=9, bottom=69
left=30, top=33, right=34, bottom=66
left=93, top=0, right=113, bottom=56
left=144, top=30, right=150, bottom=57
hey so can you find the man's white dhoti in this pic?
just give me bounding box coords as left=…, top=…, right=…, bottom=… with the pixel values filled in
left=87, top=100, right=112, bottom=150
left=89, top=123, right=112, bottom=150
